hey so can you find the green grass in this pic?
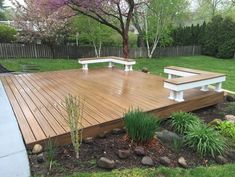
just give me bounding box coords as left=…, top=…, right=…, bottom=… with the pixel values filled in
left=0, top=55, right=235, bottom=91
left=65, top=164, right=235, bottom=177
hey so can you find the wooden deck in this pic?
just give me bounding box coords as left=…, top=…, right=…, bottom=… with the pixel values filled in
left=0, top=68, right=224, bottom=148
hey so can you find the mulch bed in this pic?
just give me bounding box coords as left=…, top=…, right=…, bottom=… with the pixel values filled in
left=29, top=101, right=235, bottom=177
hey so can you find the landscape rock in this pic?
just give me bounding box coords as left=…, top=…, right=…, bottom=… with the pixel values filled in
left=98, top=131, right=108, bottom=138
left=178, top=157, right=188, bottom=168
left=97, top=157, right=115, bottom=169
left=224, top=115, right=235, bottom=123
left=225, top=149, right=235, bottom=160
left=142, top=67, right=149, bottom=73
left=215, top=155, right=228, bottom=164
left=83, top=137, right=94, bottom=144
left=112, top=128, right=124, bottom=135
left=118, top=149, right=130, bottom=159
left=32, top=144, right=43, bottom=154
left=208, top=119, right=222, bottom=126
left=134, top=146, right=146, bottom=156
left=37, top=153, right=45, bottom=164
left=141, top=156, right=154, bottom=166
left=225, top=95, right=235, bottom=102
left=156, top=130, right=182, bottom=144
left=159, top=156, right=171, bottom=167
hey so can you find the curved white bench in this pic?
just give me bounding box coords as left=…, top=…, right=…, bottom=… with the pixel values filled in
left=164, top=66, right=226, bottom=102
left=78, top=56, right=136, bottom=71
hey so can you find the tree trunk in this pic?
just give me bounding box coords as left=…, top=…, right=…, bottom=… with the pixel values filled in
left=122, top=32, right=129, bottom=59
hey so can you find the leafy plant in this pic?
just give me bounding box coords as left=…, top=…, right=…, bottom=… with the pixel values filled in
left=64, top=94, right=84, bottom=159
left=124, top=109, right=160, bottom=143
left=45, top=137, right=57, bottom=172
left=224, top=102, right=235, bottom=115
left=171, top=137, right=183, bottom=153
left=170, top=112, right=202, bottom=135
left=185, top=124, right=227, bottom=157
left=217, top=121, right=235, bottom=140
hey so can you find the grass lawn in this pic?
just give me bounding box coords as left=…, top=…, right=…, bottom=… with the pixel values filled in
left=67, top=164, right=235, bottom=177
left=0, top=55, right=234, bottom=91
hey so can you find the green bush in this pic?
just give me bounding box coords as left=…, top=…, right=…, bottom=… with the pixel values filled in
left=217, top=121, right=235, bottom=140
left=224, top=102, right=235, bottom=115
left=185, top=124, right=227, bottom=157
left=124, top=109, right=160, bottom=143
left=170, top=112, right=202, bottom=135
left=0, top=24, right=17, bottom=43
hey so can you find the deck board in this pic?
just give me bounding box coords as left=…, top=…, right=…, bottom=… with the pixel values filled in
left=0, top=68, right=224, bottom=147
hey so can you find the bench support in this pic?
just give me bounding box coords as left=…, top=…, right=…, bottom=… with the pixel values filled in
left=200, top=85, right=209, bottom=91
left=215, top=82, right=222, bottom=92
left=82, top=64, right=88, bottom=70
left=108, top=62, right=113, bottom=68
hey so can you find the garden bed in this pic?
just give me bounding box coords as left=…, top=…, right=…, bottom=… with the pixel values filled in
left=29, top=99, right=235, bottom=177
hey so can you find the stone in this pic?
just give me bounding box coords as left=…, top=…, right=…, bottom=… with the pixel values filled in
left=98, top=131, right=108, bottom=138
left=225, top=95, right=235, bottom=102
left=83, top=137, right=94, bottom=144
left=141, top=156, right=154, bottom=166
left=156, top=130, right=182, bottom=144
left=141, top=67, right=149, bottom=73
left=134, top=146, right=146, bottom=156
left=37, top=153, right=45, bottom=164
left=178, top=157, right=188, bottom=168
left=208, top=119, right=222, bottom=127
left=97, top=157, right=115, bottom=169
left=32, top=144, right=43, bottom=154
left=159, top=156, right=171, bottom=167
left=215, top=155, right=228, bottom=164
left=225, top=149, right=235, bottom=160
left=224, top=115, right=235, bottom=123
left=112, top=128, right=124, bottom=135
left=118, top=149, right=130, bottom=159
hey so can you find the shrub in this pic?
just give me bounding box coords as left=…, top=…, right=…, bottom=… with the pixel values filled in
left=224, top=102, right=235, bottom=115
left=170, top=112, right=202, bottom=135
left=124, top=109, right=160, bottom=143
left=185, top=124, right=227, bottom=157
left=0, top=24, right=17, bottom=43
left=217, top=121, right=235, bottom=140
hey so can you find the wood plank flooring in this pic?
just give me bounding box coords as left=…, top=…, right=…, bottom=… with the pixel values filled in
left=0, top=68, right=224, bottom=147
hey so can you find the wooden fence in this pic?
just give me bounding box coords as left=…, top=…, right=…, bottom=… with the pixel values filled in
left=0, top=43, right=201, bottom=59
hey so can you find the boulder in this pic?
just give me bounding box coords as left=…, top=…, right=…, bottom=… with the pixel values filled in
left=112, top=128, right=124, bottom=135
left=156, top=130, right=182, bottom=144
left=97, top=157, right=115, bottom=169
left=142, top=67, right=149, bottom=73
left=141, top=156, right=154, bottom=166
left=225, top=149, right=235, bottom=160
left=159, top=156, right=171, bottom=167
left=118, top=149, right=130, bottom=159
left=208, top=119, right=222, bottom=127
left=178, top=157, right=188, bottom=168
left=98, top=131, right=108, bottom=138
left=83, top=137, right=94, bottom=144
left=134, top=146, right=146, bottom=156
left=224, top=115, right=235, bottom=123
left=32, top=144, right=43, bottom=154
left=37, top=153, right=45, bottom=164
left=215, top=155, right=228, bottom=164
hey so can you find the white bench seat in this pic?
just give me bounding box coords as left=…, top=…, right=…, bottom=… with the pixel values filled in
left=78, top=56, right=136, bottom=71
left=164, top=66, right=226, bottom=102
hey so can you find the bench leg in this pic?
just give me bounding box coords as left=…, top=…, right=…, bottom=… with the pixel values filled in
left=168, top=90, right=176, bottom=100
left=168, top=74, right=172, bottom=79
left=108, top=62, right=113, bottom=68
left=200, top=85, right=209, bottom=91
left=124, top=65, right=129, bottom=72
left=129, top=65, right=133, bottom=71
left=215, top=82, right=223, bottom=92
left=175, top=91, right=184, bottom=102
left=82, top=64, right=88, bottom=70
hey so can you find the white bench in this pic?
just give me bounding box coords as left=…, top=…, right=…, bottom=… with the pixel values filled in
left=164, top=66, right=226, bottom=102
left=78, top=56, right=136, bottom=72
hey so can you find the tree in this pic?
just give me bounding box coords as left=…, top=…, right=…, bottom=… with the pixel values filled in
left=71, top=16, right=113, bottom=57
left=11, top=0, right=72, bottom=58
left=49, top=0, right=146, bottom=59
left=0, top=0, right=6, bottom=20
left=0, top=24, right=16, bottom=42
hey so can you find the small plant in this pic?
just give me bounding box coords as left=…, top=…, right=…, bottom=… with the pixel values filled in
left=171, top=137, right=183, bottom=153
left=224, top=102, right=235, bottom=115
left=124, top=108, right=160, bottom=143
left=217, top=121, right=235, bottom=140
left=45, top=137, right=57, bottom=173
left=64, top=94, right=84, bottom=159
left=185, top=124, right=227, bottom=157
left=170, top=112, right=202, bottom=135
